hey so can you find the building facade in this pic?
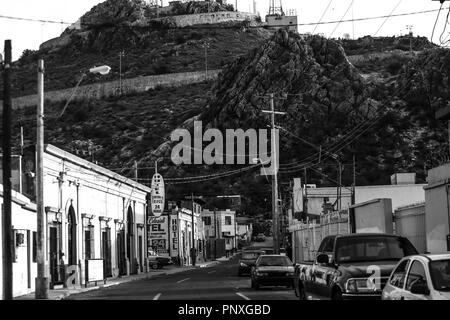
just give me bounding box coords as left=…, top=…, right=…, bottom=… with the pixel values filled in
left=201, top=209, right=237, bottom=254
left=1, top=144, right=152, bottom=297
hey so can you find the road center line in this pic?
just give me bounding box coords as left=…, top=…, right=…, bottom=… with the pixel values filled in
left=236, top=292, right=251, bottom=300
left=153, top=293, right=162, bottom=300
left=177, top=277, right=191, bottom=283
left=207, top=270, right=216, bottom=274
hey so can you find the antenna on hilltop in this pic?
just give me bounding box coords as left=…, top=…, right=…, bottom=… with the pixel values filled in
left=268, top=0, right=284, bottom=16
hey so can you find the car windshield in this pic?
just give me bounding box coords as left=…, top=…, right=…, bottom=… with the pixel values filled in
left=258, top=256, right=291, bottom=266
left=429, top=260, right=450, bottom=291
left=335, top=236, right=417, bottom=263
left=242, top=252, right=261, bottom=260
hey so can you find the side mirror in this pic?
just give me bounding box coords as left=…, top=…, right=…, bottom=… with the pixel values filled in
left=316, top=253, right=329, bottom=264
left=410, top=283, right=430, bottom=295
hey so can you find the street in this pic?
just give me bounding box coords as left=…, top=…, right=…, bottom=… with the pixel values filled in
left=66, top=254, right=298, bottom=300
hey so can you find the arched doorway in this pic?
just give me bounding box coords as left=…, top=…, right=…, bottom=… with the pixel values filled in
left=127, top=206, right=136, bottom=274
left=67, top=206, right=77, bottom=266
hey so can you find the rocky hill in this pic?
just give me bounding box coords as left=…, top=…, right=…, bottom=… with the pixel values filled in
left=2, top=1, right=448, bottom=215
left=3, top=0, right=270, bottom=98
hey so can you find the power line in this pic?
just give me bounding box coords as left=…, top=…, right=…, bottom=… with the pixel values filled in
left=312, top=0, right=333, bottom=34
left=1, top=7, right=447, bottom=30
left=431, top=1, right=444, bottom=42
left=374, top=0, right=403, bottom=36
left=329, top=0, right=354, bottom=38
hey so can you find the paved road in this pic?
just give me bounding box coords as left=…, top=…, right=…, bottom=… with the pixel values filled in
left=67, top=254, right=298, bottom=300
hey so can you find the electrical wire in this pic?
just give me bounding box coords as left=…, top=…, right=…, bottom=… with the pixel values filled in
left=329, top=0, right=354, bottom=38
left=431, top=1, right=444, bottom=43
left=373, top=0, right=403, bottom=37
left=0, top=7, right=447, bottom=30
left=312, top=0, right=333, bottom=34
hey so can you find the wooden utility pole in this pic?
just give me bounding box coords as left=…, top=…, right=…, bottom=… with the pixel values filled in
left=190, top=193, right=196, bottom=266
left=134, top=160, right=138, bottom=181
left=261, top=93, right=284, bottom=254
left=2, top=39, right=13, bottom=300
left=35, top=59, right=49, bottom=299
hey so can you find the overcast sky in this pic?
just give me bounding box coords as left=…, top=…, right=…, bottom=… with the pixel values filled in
left=0, top=0, right=448, bottom=61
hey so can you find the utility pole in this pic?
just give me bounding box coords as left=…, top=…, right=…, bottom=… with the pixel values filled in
left=190, top=193, right=196, bottom=266
left=203, top=41, right=209, bottom=81
left=35, top=59, right=49, bottom=299
left=119, top=51, right=125, bottom=95
left=262, top=93, right=284, bottom=254
left=304, top=168, right=308, bottom=220
left=2, top=39, right=13, bottom=301
left=134, top=160, right=138, bottom=181
left=406, top=25, right=413, bottom=54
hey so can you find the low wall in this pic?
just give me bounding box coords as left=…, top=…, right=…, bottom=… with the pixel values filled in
left=154, top=11, right=258, bottom=27
left=1, top=69, right=221, bottom=110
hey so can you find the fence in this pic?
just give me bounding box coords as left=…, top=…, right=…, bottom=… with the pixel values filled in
left=290, top=211, right=350, bottom=263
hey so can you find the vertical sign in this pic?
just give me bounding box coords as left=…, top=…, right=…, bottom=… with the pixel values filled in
left=170, top=215, right=179, bottom=257
left=150, top=173, right=165, bottom=217
left=147, top=215, right=169, bottom=256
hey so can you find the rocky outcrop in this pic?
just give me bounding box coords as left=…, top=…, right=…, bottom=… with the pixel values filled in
left=79, top=0, right=147, bottom=28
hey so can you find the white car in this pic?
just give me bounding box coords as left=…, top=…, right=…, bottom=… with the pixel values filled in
left=382, top=254, right=450, bottom=300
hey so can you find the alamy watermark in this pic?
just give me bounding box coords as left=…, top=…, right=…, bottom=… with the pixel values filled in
left=170, top=121, right=279, bottom=174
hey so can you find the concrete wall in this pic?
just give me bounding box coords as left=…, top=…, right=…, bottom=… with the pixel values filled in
left=1, top=69, right=221, bottom=110
left=266, top=15, right=298, bottom=32
left=352, top=198, right=393, bottom=234
left=154, top=11, right=258, bottom=27
left=394, top=202, right=426, bottom=253
left=0, top=187, right=37, bottom=299
left=424, top=164, right=450, bottom=253
left=295, top=184, right=426, bottom=216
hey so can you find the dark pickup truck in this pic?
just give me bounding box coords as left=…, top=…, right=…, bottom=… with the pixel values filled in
left=293, top=233, right=418, bottom=300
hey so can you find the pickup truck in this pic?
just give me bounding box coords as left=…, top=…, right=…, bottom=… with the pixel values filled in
left=293, top=233, right=418, bottom=300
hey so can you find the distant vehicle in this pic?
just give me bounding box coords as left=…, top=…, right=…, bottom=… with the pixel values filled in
left=251, top=254, right=295, bottom=289
left=255, top=233, right=266, bottom=242
left=293, top=233, right=418, bottom=300
left=238, top=250, right=264, bottom=276
left=147, top=249, right=173, bottom=269
left=382, top=254, right=450, bottom=300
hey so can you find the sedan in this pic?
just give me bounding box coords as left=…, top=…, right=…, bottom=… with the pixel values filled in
left=238, top=250, right=264, bottom=276
left=148, top=250, right=173, bottom=269
left=251, top=254, right=295, bottom=290
left=382, top=254, right=450, bottom=300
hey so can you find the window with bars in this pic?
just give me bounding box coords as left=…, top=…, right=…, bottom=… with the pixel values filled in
left=84, top=225, right=95, bottom=259
left=32, top=231, right=37, bottom=263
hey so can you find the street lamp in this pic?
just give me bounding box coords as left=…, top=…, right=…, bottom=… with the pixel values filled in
left=58, top=65, right=111, bottom=118
left=35, top=60, right=110, bottom=299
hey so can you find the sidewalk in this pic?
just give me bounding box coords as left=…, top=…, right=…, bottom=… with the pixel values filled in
left=15, top=265, right=193, bottom=300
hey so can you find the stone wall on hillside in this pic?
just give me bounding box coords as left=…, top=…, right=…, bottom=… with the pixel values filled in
left=1, top=69, right=221, bottom=110
left=154, top=11, right=258, bottom=27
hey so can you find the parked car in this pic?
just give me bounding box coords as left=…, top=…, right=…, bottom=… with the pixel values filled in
left=148, top=250, right=173, bottom=269
left=293, top=233, right=418, bottom=300
left=251, top=254, right=295, bottom=289
left=238, top=250, right=264, bottom=276
left=382, top=254, right=450, bottom=300
left=255, top=233, right=266, bottom=242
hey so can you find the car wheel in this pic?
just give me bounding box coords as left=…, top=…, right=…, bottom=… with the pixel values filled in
left=254, top=280, right=259, bottom=290
left=151, top=264, right=158, bottom=270
left=332, top=290, right=343, bottom=301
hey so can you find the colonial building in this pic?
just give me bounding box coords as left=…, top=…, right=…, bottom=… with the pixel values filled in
left=1, top=144, right=152, bottom=297
left=201, top=208, right=237, bottom=255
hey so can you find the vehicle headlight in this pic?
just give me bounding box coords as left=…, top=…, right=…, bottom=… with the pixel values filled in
left=346, top=279, right=358, bottom=293
left=345, top=278, right=380, bottom=293
left=240, top=262, right=247, bottom=267
left=256, top=271, right=268, bottom=276
left=286, top=272, right=294, bottom=276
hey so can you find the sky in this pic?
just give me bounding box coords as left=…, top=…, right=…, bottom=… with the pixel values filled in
left=0, top=0, right=448, bottom=61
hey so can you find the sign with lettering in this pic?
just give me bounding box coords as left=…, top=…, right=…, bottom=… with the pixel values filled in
left=150, top=173, right=165, bottom=217
left=169, top=215, right=179, bottom=257
left=148, top=215, right=168, bottom=255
